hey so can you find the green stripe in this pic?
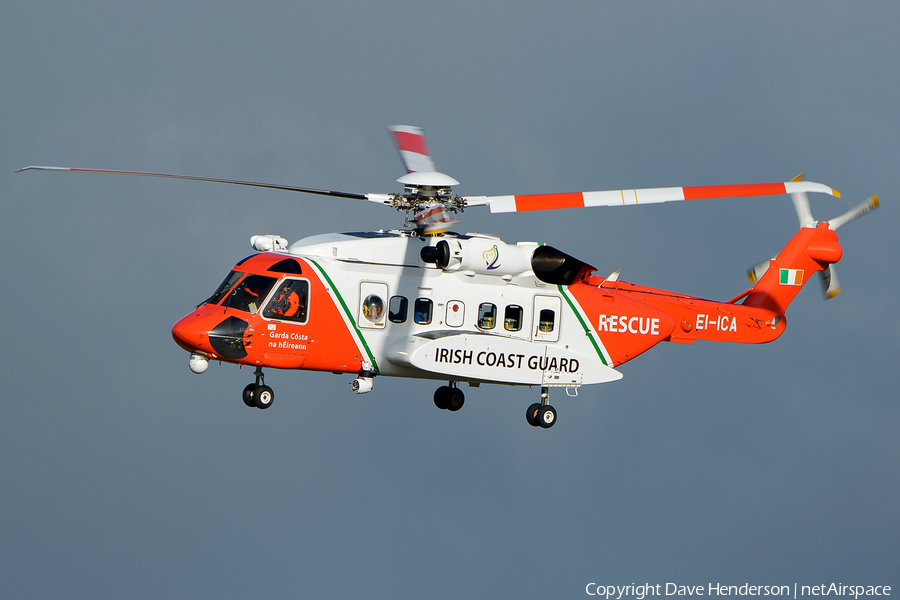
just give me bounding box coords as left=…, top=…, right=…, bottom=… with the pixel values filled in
left=306, top=258, right=379, bottom=374
left=558, top=284, right=609, bottom=366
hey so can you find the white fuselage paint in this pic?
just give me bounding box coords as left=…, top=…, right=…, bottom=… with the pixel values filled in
left=284, top=230, right=621, bottom=387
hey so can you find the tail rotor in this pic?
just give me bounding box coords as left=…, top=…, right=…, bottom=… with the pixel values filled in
left=746, top=174, right=880, bottom=301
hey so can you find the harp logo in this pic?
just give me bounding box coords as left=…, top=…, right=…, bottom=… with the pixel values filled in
left=483, top=245, right=500, bottom=270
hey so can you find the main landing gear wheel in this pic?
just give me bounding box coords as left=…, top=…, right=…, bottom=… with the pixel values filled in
left=434, top=384, right=465, bottom=412
left=446, top=387, right=464, bottom=412
left=537, top=405, right=557, bottom=428
left=434, top=386, right=450, bottom=410
left=526, top=387, right=557, bottom=428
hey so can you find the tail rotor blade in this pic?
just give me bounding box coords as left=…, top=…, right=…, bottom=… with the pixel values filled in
left=747, top=258, right=774, bottom=283
left=827, top=195, right=880, bottom=231
left=789, top=175, right=817, bottom=228
left=820, top=264, right=841, bottom=300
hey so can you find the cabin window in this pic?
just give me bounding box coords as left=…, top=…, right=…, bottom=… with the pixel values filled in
left=504, top=305, right=523, bottom=332
left=478, top=303, right=496, bottom=329
left=361, top=294, right=385, bottom=323
left=262, top=279, right=309, bottom=323
left=224, top=274, right=278, bottom=314
left=538, top=309, right=555, bottom=333
left=414, top=298, right=433, bottom=325
left=389, top=296, right=408, bottom=323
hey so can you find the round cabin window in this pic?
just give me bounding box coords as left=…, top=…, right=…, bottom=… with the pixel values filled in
left=362, top=294, right=385, bottom=323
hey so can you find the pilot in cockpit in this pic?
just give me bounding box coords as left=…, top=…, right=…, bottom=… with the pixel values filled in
left=270, top=282, right=303, bottom=319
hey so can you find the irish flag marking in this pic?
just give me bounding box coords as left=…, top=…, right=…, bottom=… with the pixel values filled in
left=779, top=268, right=804, bottom=285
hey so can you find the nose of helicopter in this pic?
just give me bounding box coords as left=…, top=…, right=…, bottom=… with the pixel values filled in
left=172, top=309, right=250, bottom=360
left=172, top=312, right=209, bottom=352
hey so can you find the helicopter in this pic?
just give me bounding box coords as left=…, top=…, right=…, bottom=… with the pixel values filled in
left=17, top=125, right=879, bottom=428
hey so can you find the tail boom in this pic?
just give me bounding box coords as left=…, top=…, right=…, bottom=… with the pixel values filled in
left=584, top=280, right=786, bottom=343
left=568, top=279, right=787, bottom=368
left=569, top=223, right=843, bottom=366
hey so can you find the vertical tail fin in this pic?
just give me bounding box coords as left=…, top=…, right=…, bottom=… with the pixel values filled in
left=742, top=224, right=843, bottom=314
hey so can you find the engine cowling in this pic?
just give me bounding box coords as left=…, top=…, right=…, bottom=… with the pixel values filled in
left=421, top=236, right=536, bottom=277
left=420, top=235, right=595, bottom=284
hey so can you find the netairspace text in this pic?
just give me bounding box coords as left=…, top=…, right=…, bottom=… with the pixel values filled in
left=585, top=584, right=892, bottom=599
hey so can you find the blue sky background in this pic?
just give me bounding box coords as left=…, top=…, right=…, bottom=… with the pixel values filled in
left=2, top=2, right=898, bottom=598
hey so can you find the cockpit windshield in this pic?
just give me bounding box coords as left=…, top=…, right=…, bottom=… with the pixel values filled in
left=203, top=271, right=243, bottom=307
left=223, top=274, right=279, bottom=314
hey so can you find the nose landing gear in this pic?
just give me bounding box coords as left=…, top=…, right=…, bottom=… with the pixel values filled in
left=242, top=366, right=274, bottom=409
left=526, top=387, right=556, bottom=428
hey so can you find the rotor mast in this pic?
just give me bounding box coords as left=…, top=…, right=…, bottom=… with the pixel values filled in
left=387, top=171, right=466, bottom=233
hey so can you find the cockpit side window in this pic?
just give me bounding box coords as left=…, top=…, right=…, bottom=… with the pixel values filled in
left=224, top=274, right=278, bottom=314
left=263, top=279, right=310, bottom=324
left=204, top=271, right=243, bottom=306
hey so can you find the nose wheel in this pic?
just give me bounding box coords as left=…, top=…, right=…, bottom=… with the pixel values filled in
left=526, top=387, right=556, bottom=428
left=242, top=366, right=275, bottom=409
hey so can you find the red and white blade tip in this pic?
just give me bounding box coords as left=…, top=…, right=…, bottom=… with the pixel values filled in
left=389, top=125, right=436, bottom=173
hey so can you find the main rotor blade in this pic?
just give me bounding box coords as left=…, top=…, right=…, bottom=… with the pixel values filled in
left=388, top=125, right=436, bottom=173
left=464, top=180, right=840, bottom=213
left=15, top=165, right=371, bottom=201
